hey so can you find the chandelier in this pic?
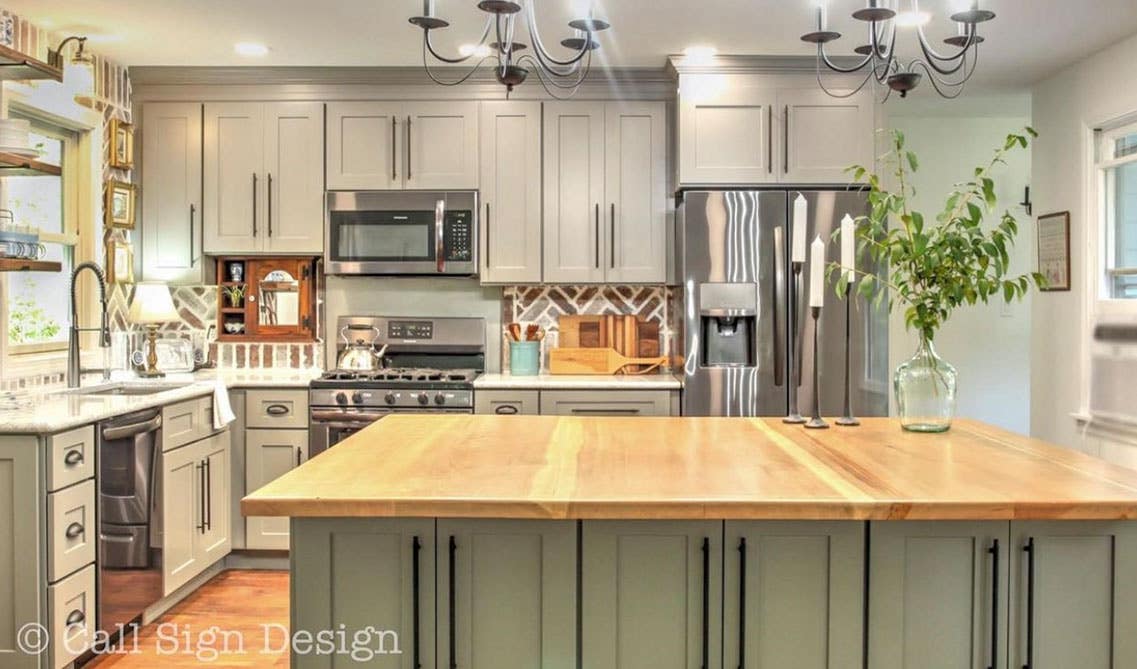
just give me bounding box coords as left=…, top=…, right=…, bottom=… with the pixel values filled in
left=409, top=0, right=610, bottom=98
left=801, top=0, right=994, bottom=99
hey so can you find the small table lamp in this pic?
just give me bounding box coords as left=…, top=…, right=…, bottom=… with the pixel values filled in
left=129, top=282, right=178, bottom=378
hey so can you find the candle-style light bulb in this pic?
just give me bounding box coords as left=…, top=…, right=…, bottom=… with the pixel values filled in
left=809, top=236, right=826, bottom=308
left=792, top=194, right=808, bottom=264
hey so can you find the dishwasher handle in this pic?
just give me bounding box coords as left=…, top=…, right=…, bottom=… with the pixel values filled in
left=102, top=413, right=162, bottom=441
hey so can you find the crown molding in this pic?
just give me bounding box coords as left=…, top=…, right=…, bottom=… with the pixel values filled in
left=665, top=54, right=866, bottom=77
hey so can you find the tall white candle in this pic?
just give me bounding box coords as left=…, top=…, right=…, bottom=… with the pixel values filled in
left=840, top=213, right=856, bottom=285
left=792, top=194, right=808, bottom=264
left=809, top=235, right=825, bottom=308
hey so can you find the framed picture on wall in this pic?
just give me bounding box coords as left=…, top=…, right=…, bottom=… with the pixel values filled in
left=1037, top=211, right=1071, bottom=291
left=105, top=180, right=136, bottom=229
left=105, top=236, right=134, bottom=284
left=109, top=118, right=134, bottom=169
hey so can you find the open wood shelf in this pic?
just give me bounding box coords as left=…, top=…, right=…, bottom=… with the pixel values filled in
left=0, top=44, right=62, bottom=82
left=0, top=258, right=62, bottom=272
left=0, top=152, right=61, bottom=177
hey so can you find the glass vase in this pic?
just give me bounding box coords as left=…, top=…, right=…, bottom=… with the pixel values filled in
left=894, top=337, right=957, bottom=433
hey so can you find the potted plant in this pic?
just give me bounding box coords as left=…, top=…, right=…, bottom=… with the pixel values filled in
left=222, top=284, right=245, bottom=309
left=833, top=128, right=1046, bottom=432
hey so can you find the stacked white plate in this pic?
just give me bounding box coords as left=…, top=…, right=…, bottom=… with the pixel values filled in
left=0, top=118, right=37, bottom=157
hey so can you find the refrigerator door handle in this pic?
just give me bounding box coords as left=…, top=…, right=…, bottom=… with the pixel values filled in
left=773, top=225, right=786, bottom=387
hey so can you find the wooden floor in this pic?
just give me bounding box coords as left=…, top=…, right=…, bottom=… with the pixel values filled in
left=85, top=570, right=290, bottom=668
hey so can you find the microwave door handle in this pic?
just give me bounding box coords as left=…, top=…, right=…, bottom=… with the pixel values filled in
left=436, top=199, right=446, bottom=273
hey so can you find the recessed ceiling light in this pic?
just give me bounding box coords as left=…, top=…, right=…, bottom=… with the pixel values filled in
left=234, top=42, right=270, bottom=57
left=893, top=11, right=931, bottom=27
left=458, top=44, right=491, bottom=58
left=683, top=45, right=718, bottom=65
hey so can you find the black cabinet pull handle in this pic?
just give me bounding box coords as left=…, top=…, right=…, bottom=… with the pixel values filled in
left=987, top=539, right=1000, bottom=669
left=412, top=536, right=422, bottom=669
left=594, top=203, right=600, bottom=269
left=267, top=172, right=273, bottom=238
left=64, top=450, right=84, bottom=466
left=65, top=610, right=85, bottom=627
left=783, top=105, right=790, bottom=175
left=205, top=458, right=212, bottom=531
left=65, top=522, right=84, bottom=539
left=485, top=202, right=490, bottom=269
left=296, top=447, right=302, bottom=467
left=767, top=106, right=773, bottom=174
left=252, top=173, right=258, bottom=238
left=189, top=203, right=196, bottom=266
left=610, top=203, right=616, bottom=269
left=406, top=115, right=413, bottom=180
left=391, top=116, right=398, bottom=181
left=737, top=537, right=747, bottom=669
left=494, top=405, right=519, bottom=415
left=1023, top=537, right=1035, bottom=669
left=266, top=404, right=291, bottom=416
left=701, top=536, right=710, bottom=669
left=196, top=462, right=207, bottom=533
left=449, top=535, right=457, bottom=669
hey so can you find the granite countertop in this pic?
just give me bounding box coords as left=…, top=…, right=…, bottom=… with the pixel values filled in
left=0, top=368, right=321, bottom=435
left=243, top=416, right=1137, bottom=521
left=474, top=372, right=683, bottom=390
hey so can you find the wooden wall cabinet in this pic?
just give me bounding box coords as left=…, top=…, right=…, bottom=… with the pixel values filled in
left=216, top=257, right=317, bottom=342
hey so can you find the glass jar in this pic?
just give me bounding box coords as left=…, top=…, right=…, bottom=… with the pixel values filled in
left=894, top=337, right=957, bottom=433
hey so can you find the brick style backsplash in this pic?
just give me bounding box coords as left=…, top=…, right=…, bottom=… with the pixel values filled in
left=501, top=285, right=676, bottom=372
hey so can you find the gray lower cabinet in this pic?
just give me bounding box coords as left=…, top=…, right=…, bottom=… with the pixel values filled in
left=868, top=521, right=1009, bottom=669
left=539, top=390, right=677, bottom=416
left=291, top=518, right=436, bottom=669
left=0, top=438, right=41, bottom=669
left=162, top=430, right=232, bottom=596
left=724, top=521, right=864, bottom=669
left=245, top=428, right=308, bottom=549
left=582, top=520, right=722, bottom=669
left=473, top=390, right=539, bottom=415
left=1008, top=521, right=1137, bottom=668
left=437, top=519, right=576, bottom=669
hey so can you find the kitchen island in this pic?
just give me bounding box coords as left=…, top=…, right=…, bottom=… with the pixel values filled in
left=243, top=415, right=1137, bottom=668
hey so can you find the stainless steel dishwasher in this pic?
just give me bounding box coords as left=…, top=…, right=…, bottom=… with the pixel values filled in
left=97, top=408, right=164, bottom=636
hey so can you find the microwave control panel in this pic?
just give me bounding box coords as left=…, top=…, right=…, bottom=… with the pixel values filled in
left=444, top=210, right=473, bottom=262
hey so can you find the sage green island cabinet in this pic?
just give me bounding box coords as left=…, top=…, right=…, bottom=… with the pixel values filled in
left=1007, top=521, right=1137, bottom=669
left=581, top=520, right=722, bottom=669
left=868, top=521, right=1009, bottom=669
left=0, top=439, right=42, bottom=669
left=723, top=521, right=864, bottom=669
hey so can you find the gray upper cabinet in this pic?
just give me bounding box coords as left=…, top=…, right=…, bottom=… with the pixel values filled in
left=327, top=101, right=478, bottom=191
left=605, top=102, right=668, bottom=283
left=724, top=521, right=864, bottom=669
left=292, top=518, right=436, bottom=669
left=1008, top=521, right=1137, bottom=669
left=544, top=101, right=667, bottom=284
left=869, top=521, right=1009, bottom=669
left=141, top=102, right=203, bottom=284
left=480, top=101, right=542, bottom=283
left=203, top=102, right=323, bottom=254
left=582, top=520, right=722, bottom=669
left=437, top=519, right=577, bottom=669
left=779, top=88, right=874, bottom=184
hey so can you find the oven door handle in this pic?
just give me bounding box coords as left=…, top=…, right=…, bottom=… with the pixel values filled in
left=435, top=198, right=447, bottom=273
left=310, top=410, right=388, bottom=425
left=102, top=414, right=163, bottom=441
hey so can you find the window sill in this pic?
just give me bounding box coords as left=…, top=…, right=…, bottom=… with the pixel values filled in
left=2, top=348, right=103, bottom=381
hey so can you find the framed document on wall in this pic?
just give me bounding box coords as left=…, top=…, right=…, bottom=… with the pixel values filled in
left=1037, top=211, right=1071, bottom=291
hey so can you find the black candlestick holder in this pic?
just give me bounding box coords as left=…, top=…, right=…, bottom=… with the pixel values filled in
left=805, top=306, right=829, bottom=429
left=783, top=261, right=806, bottom=424
left=836, top=283, right=860, bottom=427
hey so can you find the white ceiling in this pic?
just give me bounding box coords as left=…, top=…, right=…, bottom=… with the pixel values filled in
left=11, top=0, right=1137, bottom=88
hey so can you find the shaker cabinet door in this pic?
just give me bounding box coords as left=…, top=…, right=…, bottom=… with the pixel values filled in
left=326, top=101, right=403, bottom=190
left=161, top=443, right=202, bottom=596
left=479, top=101, right=542, bottom=283
left=605, top=102, right=667, bottom=283
left=868, top=521, right=1009, bottom=669
left=543, top=102, right=607, bottom=283
left=437, top=519, right=577, bottom=669
left=141, top=102, right=203, bottom=284
left=0, top=440, right=40, bottom=669
left=582, top=520, right=723, bottom=669
left=263, top=102, right=324, bottom=253
left=778, top=88, right=874, bottom=184
left=405, top=101, right=479, bottom=190
left=203, top=102, right=264, bottom=253
left=678, top=77, right=778, bottom=186
left=245, top=428, right=307, bottom=550
left=198, top=432, right=232, bottom=566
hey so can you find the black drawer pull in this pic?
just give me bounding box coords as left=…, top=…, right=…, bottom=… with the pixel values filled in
left=1023, top=537, right=1036, bottom=669
left=64, top=522, right=84, bottom=539
left=265, top=403, right=291, bottom=416
left=701, top=537, right=710, bottom=669
left=987, top=539, right=1000, bottom=669
left=448, top=535, right=457, bottom=669
left=65, top=610, right=85, bottom=627
left=412, top=536, right=422, bottom=669
left=64, top=450, right=84, bottom=466
left=494, top=405, right=519, bottom=415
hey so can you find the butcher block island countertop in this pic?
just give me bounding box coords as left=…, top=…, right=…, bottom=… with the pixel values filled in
left=241, top=415, right=1137, bottom=520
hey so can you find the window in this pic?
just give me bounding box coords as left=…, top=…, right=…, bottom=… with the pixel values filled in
left=1100, top=121, right=1137, bottom=299
left=4, top=116, right=80, bottom=354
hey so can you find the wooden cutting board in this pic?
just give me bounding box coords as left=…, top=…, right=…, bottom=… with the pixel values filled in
left=558, top=315, right=604, bottom=348
left=549, top=347, right=667, bottom=375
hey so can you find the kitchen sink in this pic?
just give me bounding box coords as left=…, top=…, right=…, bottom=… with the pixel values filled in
left=66, top=383, right=193, bottom=397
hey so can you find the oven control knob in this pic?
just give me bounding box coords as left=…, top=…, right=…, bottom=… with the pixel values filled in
left=417, top=393, right=430, bottom=406
left=352, top=392, right=365, bottom=405
left=335, top=392, right=349, bottom=406
left=434, top=393, right=446, bottom=406
left=384, top=392, right=397, bottom=405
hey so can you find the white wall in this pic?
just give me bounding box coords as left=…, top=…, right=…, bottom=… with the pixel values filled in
left=887, top=113, right=1034, bottom=434
left=1031, top=33, right=1137, bottom=451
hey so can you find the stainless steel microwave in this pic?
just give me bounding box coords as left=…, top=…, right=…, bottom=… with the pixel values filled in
left=325, top=191, right=478, bottom=276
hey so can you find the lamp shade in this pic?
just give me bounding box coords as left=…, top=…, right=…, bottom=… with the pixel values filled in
left=129, top=282, right=178, bottom=325
left=64, top=48, right=95, bottom=103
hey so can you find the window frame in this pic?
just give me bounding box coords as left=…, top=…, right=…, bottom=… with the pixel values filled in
left=1097, top=119, right=1137, bottom=303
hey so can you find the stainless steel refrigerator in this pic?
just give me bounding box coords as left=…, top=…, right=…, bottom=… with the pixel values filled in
left=677, top=190, right=889, bottom=417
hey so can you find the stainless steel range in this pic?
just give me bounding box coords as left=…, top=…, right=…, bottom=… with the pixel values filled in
left=309, top=315, right=486, bottom=456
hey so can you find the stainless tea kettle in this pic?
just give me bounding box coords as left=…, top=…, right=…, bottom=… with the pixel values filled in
left=336, top=325, right=388, bottom=371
